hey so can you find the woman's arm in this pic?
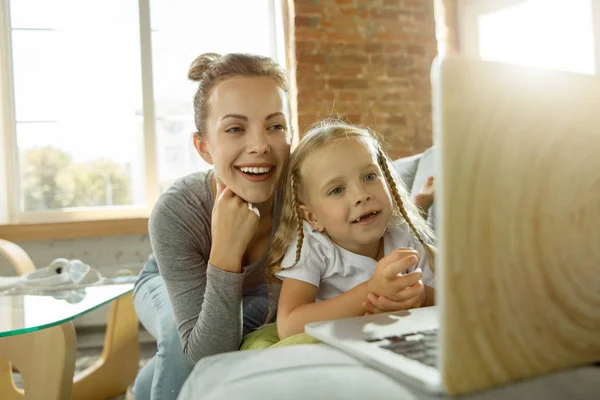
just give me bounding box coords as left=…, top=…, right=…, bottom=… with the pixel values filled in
left=149, top=192, right=246, bottom=364
left=276, top=278, right=371, bottom=339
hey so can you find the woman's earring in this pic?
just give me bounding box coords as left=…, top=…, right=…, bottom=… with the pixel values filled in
left=311, top=227, right=318, bottom=233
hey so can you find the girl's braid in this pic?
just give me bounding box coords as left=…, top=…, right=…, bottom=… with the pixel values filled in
left=377, top=149, right=436, bottom=265
left=290, top=171, right=304, bottom=267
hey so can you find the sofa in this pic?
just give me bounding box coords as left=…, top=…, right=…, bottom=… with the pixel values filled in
left=175, top=149, right=598, bottom=400
left=392, top=146, right=436, bottom=229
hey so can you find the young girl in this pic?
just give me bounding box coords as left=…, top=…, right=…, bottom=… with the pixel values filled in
left=271, top=119, right=436, bottom=339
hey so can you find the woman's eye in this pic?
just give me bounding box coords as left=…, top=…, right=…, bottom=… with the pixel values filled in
left=329, top=187, right=344, bottom=196
left=268, top=123, right=286, bottom=131
left=364, top=173, right=377, bottom=181
left=226, top=126, right=243, bottom=133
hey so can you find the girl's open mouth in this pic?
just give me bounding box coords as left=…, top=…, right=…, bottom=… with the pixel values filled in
left=351, top=210, right=380, bottom=224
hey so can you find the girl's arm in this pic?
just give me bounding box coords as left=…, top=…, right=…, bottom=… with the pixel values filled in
left=276, top=278, right=371, bottom=339
left=277, top=249, right=425, bottom=339
left=364, top=284, right=435, bottom=314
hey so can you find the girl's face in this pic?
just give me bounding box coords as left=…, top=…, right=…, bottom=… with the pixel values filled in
left=195, top=76, right=292, bottom=204
left=299, top=138, right=393, bottom=255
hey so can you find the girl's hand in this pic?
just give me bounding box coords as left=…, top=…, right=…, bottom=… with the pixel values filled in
left=362, top=276, right=426, bottom=314
left=209, top=181, right=260, bottom=273
left=366, top=248, right=422, bottom=301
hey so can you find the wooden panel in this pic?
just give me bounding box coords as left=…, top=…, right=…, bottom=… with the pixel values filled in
left=435, top=55, right=600, bottom=394
left=0, top=218, right=148, bottom=242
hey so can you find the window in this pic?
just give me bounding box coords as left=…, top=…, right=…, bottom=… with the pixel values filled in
left=0, top=0, right=287, bottom=224
left=459, top=0, right=600, bottom=75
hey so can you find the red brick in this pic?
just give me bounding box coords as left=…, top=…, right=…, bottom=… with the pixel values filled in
left=325, top=32, right=364, bottom=42
left=295, top=15, right=320, bottom=27
left=340, top=91, right=359, bottom=101
left=329, top=79, right=369, bottom=89
left=344, top=113, right=363, bottom=124
left=366, top=43, right=385, bottom=53
left=330, top=15, right=364, bottom=31
left=372, top=33, right=409, bottom=42
left=298, top=54, right=325, bottom=64
left=385, top=43, right=404, bottom=52
left=321, top=90, right=336, bottom=101
left=295, top=27, right=324, bottom=41
left=405, top=0, right=427, bottom=10
left=293, top=0, right=435, bottom=155
left=295, top=4, right=322, bottom=15
left=379, top=91, right=407, bottom=102
left=339, top=6, right=358, bottom=15
left=296, top=62, right=318, bottom=75
left=385, top=115, right=407, bottom=125
left=320, top=43, right=367, bottom=55
left=371, top=8, right=404, bottom=20
left=295, top=41, right=319, bottom=54
left=328, top=54, right=369, bottom=65
left=340, top=66, right=363, bottom=76
left=298, top=89, right=318, bottom=101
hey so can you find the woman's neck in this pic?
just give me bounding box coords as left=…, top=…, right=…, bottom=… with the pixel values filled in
left=253, top=200, right=273, bottom=221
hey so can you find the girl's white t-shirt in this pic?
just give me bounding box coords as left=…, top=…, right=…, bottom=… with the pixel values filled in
left=275, top=221, right=435, bottom=302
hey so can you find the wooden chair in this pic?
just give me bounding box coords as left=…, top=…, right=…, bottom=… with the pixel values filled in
left=0, top=238, right=140, bottom=399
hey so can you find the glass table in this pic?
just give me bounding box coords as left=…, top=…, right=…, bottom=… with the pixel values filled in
left=0, top=283, right=138, bottom=400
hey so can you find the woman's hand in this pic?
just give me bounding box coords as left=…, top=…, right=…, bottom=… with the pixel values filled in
left=209, top=182, right=260, bottom=273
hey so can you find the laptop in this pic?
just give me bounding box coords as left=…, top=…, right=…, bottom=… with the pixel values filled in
left=305, top=54, right=600, bottom=396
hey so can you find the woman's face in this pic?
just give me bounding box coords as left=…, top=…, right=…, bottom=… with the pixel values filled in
left=195, top=76, right=292, bottom=204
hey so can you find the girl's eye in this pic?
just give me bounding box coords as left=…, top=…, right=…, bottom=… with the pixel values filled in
left=329, top=187, right=344, bottom=196
left=364, top=172, right=377, bottom=181
left=226, top=126, right=243, bottom=133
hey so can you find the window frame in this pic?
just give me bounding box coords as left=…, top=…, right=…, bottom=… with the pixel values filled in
left=0, top=0, right=288, bottom=229
left=458, top=0, right=600, bottom=75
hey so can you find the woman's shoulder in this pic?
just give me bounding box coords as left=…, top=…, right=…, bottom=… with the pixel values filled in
left=149, top=170, right=215, bottom=233
left=155, top=170, right=213, bottom=209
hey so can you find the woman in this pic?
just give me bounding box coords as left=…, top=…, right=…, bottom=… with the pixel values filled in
left=131, top=52, right=292, bottom=399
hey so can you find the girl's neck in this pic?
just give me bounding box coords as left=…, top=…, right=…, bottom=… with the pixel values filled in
left=331, top=236, right=384, bottom=261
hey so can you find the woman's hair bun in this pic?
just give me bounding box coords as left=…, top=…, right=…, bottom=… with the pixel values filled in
left=188, top=53, right=222, bottom=82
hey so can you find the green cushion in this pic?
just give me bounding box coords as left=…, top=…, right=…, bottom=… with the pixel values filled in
left=240, top=323, right=320, bottom=350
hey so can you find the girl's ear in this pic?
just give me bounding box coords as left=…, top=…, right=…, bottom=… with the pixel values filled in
left=299, top=205, right=324, bottom=232
left=193, top=134, right=214, bottom=165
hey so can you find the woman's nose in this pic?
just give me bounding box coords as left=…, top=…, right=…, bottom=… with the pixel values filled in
left=247, top=130, right=270, bottom=154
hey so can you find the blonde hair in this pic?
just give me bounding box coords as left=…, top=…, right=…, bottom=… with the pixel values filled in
left=188, top=52, right=289, bottom=137
left=269, top=119, right=436, bottom=281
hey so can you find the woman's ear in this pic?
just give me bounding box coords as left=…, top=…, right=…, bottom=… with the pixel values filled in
left=299, top=205, right=324, bottom=232
left=193, top=134, right=214, bottom=165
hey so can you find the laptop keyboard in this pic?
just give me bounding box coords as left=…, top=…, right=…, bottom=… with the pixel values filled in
left=367, top=328, right=439, bottom=368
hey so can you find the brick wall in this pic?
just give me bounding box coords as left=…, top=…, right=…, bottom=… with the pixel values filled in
left=293, top=0, right=438, bottom=158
